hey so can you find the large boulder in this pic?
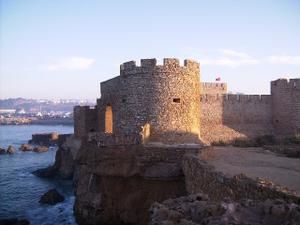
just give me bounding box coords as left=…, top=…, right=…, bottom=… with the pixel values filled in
left=0, top=147, right=6, bottom=154
left=19, top=144, right=34, bottom=152
left=33, top=146, right=48, bottom=153
left=32, top=166, right=56, bottom=178
left=39, top=189, right=64, bottom=205
left=6, top=145, right=15, bottom=154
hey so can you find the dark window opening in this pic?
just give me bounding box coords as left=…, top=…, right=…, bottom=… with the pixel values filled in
left=275, top=119, right=279, bottom=123
left=122, top=98, right=126, bottom=103
left=173, top=98, right=181, bottom=103
left=90, top=128, right=95, bottom=132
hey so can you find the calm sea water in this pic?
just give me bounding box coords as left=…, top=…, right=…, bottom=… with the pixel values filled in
left=0, top=125, right=77, bottom=225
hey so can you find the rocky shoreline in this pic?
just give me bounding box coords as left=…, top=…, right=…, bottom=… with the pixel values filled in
left=33, top=135, right=80, bottom=179
left=150, top=193, right=300, bottom=225
left=8, top=134, right=299, bottom=225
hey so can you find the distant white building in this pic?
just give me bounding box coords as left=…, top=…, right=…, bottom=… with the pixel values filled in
left=0, top=109, right=16, bottom=114
left=16, top=109, right=26, bottom=114
left=36, top=112, right=43, bottom=117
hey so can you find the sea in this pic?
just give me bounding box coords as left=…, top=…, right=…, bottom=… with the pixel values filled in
left=0, top=125, right=77, bottom=225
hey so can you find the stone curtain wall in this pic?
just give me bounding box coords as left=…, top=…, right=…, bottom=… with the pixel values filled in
left=74, top=106, right=97, bottom=138
left=97, top=76, right=120, bottom=134
left=201, top=82, right=227, bottom=95
left=271, top=79, right=300, bottom=136
left=182, top=154, right=300, bottom=202
left=96, top=58, right=201, bottom=144
left=200, top=94, right=273, bottom=143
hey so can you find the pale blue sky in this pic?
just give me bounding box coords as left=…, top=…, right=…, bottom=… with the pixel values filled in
left=1, top=0, right=299, bottom=99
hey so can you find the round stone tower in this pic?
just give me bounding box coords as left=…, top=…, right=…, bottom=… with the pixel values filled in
left=111, top=58, right=201, bottom=144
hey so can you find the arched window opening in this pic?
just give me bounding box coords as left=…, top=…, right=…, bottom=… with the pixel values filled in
left=105, top=105, right=113, bottom=134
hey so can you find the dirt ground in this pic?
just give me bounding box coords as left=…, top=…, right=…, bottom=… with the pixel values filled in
left=205, top=146, right=300, bottom=193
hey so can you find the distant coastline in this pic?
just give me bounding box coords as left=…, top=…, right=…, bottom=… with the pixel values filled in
left=0, top=117, right=73, bottom=126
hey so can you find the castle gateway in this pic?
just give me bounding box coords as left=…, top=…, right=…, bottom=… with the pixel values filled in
left=74, top=58, right=300, bottom=145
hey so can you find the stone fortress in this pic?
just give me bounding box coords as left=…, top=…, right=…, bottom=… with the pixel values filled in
left=71, top=58, right=300, bottom=225
left=74, top=58, right=300, bottom=145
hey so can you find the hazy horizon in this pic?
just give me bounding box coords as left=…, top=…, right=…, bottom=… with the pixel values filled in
left=1, top=0, right=300, bottom=99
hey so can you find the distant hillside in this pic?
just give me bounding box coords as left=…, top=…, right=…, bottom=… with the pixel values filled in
left=0, top=98, right=95, bottom=113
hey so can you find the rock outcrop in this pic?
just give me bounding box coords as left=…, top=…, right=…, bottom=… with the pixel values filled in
left=73, top=142, right=200, bottom=225
left=33, top=135, right=81, bottom=179
left=19, top=144, right=34, bottom=152
left=6, top=145, right=15, bottom=154
left=33, top=146, right=48, bottom=153
left=150, top=193, right=300, bottom=225
left=39, top=189, right=65, bottom=205
left=0, top=147, right=6, bottom=154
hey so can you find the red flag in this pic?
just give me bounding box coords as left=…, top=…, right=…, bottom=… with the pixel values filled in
left=215, top=77, right=221, bottom=81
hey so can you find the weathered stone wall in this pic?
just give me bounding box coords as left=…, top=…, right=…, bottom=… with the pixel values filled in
left=201, top=82, right=227, bottom=95
left=271, top=78, right=300, bottom=136
left=96, top=58, right=201, bottom=144
left=200, top=94, right=273, bottom=143
left=74, top=106, right=97, bottom=138
left=182, top=154, right=300, bottom=202
left=74, top=143, right=200, bottom=225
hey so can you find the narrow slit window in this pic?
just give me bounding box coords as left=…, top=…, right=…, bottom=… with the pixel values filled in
left=173, top=98, right=181, bottom=103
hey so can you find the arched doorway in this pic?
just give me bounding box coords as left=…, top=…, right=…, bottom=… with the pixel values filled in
left=105, top=105, right=113, bottom=133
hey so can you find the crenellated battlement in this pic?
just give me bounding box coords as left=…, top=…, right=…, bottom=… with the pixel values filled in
left=120, top=58, right=199, bottom=75
left=271, top=78, right=300, bottom=89
left=201, top=82, right=227, bottom=88
left=200, top=94, right=271, bottom=103
left=201, top=82, right=227, bottom=95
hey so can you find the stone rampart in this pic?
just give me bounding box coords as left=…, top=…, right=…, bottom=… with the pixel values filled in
left=200, top=94, right=273, bottom=143
left=182, top=154, right=300, bottom=202
left=74, top=106, right=97, bottom=138
left=201, top=82, right=227, bottom=95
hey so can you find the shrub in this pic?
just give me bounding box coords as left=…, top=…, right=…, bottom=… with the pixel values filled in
left=211, top=140, right=227, bottom=146
left=255, top=135, right=276, bottom=146
left=283, top=134, right=300, bottom=145
left=232, top=138, right=257, bottom=147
